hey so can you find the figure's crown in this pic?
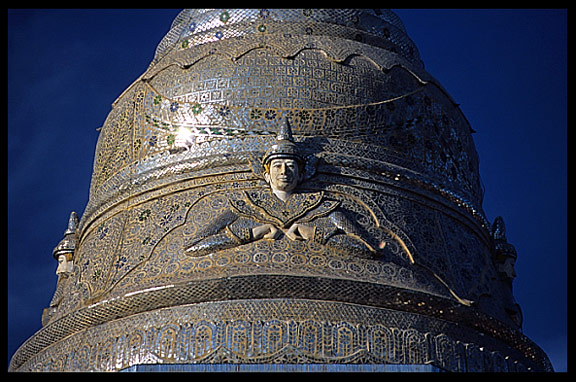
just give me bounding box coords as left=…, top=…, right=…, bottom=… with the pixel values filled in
left=262, top=118, right=304, bottom=166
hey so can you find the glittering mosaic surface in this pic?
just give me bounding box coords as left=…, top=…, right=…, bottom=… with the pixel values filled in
left=10, top=9, right=551, bottom=372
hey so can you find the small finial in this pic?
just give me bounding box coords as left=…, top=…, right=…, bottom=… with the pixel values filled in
left=64, top=212, right=79, bottom=236
left=492, top=216, right=506, bottom=241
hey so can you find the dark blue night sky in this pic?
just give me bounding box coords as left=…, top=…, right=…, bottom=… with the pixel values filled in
left=8, top=9, right=567, bottom=371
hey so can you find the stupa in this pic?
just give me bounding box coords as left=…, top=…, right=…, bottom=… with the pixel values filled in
left=10, top=9, right=552, bottom=372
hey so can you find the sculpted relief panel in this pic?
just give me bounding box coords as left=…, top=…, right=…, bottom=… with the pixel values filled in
left=183, top=120, right=401, bottom=261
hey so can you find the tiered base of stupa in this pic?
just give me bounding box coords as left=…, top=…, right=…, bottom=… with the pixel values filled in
left=10, top=275, right=547, bottom=372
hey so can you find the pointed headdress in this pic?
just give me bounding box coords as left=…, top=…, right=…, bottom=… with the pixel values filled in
left=262, top=118, right=304, bottom=167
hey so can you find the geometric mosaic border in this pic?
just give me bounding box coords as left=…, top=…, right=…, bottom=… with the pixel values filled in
left=15, top=298, right=547, bottom=372
left=10, top=275, right=552, bottom=371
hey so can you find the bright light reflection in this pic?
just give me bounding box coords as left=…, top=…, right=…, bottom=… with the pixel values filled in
left=174, top=126, right=195, bottom=150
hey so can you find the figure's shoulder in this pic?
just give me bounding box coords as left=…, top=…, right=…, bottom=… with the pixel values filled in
left=292, top=190, right=340, bottom=222
left=289, top=190, right=324, bottom=207
left=227, top=188, right=272, bottom=220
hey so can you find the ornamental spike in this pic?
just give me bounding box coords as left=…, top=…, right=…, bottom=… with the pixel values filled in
left=277, top=117, right=294, bottom=142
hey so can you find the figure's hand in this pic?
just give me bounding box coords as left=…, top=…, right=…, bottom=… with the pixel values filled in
left=252, top=224, right=279, bottom=240
left=286, top=224, right=315, bottom=241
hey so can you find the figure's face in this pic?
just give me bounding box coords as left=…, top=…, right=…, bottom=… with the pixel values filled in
left=56, top=255, right=73, bottom=275
left=265, top=158, right=301, bottom=193
left=498, top=257, right=517, bottom=279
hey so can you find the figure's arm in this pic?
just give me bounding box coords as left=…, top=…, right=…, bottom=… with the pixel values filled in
left=184, top=210, right=239, bottom=257
left=285, top=223, right=316, bottom=241
left=184, top=212, right=279, bottom=257
left=319, top=211, right=378, bottom=256
left=184, top=232, right=240, bottom=257
left=251, top=224, right=280, bottom=240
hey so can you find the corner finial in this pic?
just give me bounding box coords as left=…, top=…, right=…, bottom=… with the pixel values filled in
left=492, top=216, right=507, bottom=241
left=64, top=211, right=79, bottom=236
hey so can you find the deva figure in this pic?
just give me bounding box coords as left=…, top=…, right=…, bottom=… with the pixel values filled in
left=183, top=119, right=403, bottom=262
